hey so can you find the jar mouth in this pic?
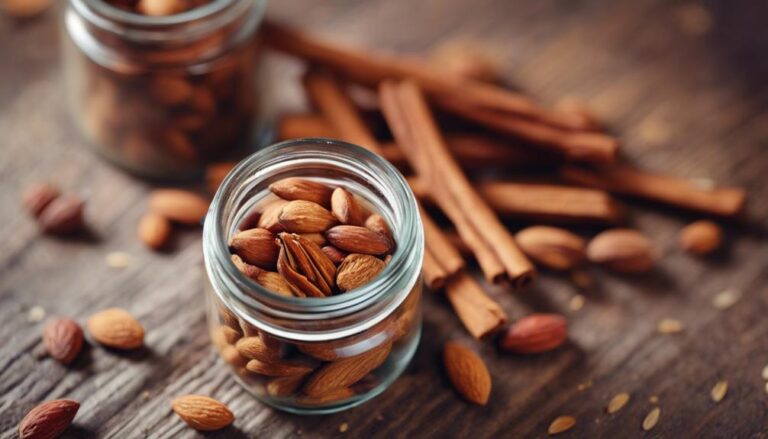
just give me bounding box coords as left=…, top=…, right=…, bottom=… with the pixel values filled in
left=76, top=0, right=231, bottom=26
left=203, top=138, right=424, bottom=324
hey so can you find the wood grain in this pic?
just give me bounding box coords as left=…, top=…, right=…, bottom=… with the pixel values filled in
left=2, top=0, right=768, bottom=438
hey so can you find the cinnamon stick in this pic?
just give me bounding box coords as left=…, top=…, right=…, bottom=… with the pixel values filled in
left=420, top=204, right=465, bottom=277
left=262, top=21, right=593, bottom=132
left=277, top=114, right=337, bottom=140
left=380, top=80, right=535, bottom=287
left=559, top=165, right=747, bottom=217
left=410, top=178, right=625, bottom=225
left=445, top=271, right=508, bottom=339
left=422, top=250, right=448, bottom=290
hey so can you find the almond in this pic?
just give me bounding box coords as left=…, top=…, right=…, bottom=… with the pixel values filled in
left=235, top=336, right=283, bottom=362
left=322, top=245, right=348, bottom=265
left=238, top=207, right=261, bottom=231
left=137, top=212, right=172, bottom=250
left=245, top=357, right=317, bottom=377
left=266, top=375, right=306, bottom=397
left=336, top=254, right=386, bottom=292
left=515, top=226, right=585, bottom=270
left=253, top=271, right=295, bottom=297
left=230, top=254, right=263, bottom=280
left=42, top=318, right=84, bottom=365
left=86, top=308, right=144, bottom=350
left=269, top=177, right=334, bottom=207
left=38, top=195, right=85, bottom=235
left=228, top=228, right=279, bottom=269
left=219, top=345, right=247, bottom=367
left=18, top=399, right=80, bottom=439
left=364, top=214, right=392, bottom=241
left=679, top=220, right=722, bottom=255
left=211, top=325, right=241, bottom=347
left=23, top=182, right=60, bottom=218
left=443, top=341, right=491, bottom=405
left=299, top=233, right=326, bottom=247
left=303, top=342, right=392, bottom=397
left=500, top=313, right=567, bottom=354
left=298, top=387, right=356, bottom=406
left=331, top=187, right=366, bottom=225
left=148, top=189, right=209, bottom=225
left=278, top=200, right=338, bottom=233
left=257, top=199, right=288, bottom=232
left=276, top=233, right=336, bottom=297
left=171, top=395, right=234, bottom=432
left=326, top=225, right=394, bottom=256
left=586, top=228, right=654, bottom=273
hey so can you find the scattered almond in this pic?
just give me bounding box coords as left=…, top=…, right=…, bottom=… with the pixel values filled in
left=331, top=187, right=366, bottom=225
left=607, top=392, right=630, bottom=414
left=657, top=318, right=684, bottom=334
left=18, top=399, right=80, bottom=439
left=326, top=225, right=394, bottom=256
left=679, top=220, right=722, bottom=255
left=303, top=342, right=392, bottom=397
left=515, top=226, right=586, bottom=270
left=23, top=182, right=60, bottom=218
left=269, top=177, right=334, bottom=207
left=586, top=229, right=654, bottom=273
left=278, top=200, right=338, bottom=233
left=42, top=318, right=84, bottom=365
left=500, top=314, right=567, bottom=354
left=38, top=194, right=85, bottom=235
left=148, top=189, right=209, bottom=225
left=443, top=341, right=491, bottom=405
left=87, top=308, right=144, bottom=350
left=171, top=395, right=234, bottom=431
left=548, top=415, right=576, bottom=435
left=710, top=380, right=728, bottom=402
left=336, top=254, right=386, bottom=292
left=228, top=228, right=279, bottom=269
left=642, top=407, right=660, bottom=431
left=138, top=212, right=172, bottom=250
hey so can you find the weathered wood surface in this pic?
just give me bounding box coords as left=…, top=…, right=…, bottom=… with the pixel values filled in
left=2, top=0, right=768, bottom=437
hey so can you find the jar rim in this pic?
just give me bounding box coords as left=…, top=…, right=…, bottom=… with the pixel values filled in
left=203, top=138, right=424, bottom=338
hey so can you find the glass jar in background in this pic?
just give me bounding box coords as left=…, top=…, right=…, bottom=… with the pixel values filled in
left=202, top=139, right=424, bottom=414
left=63, top=0, right=267, bottom=179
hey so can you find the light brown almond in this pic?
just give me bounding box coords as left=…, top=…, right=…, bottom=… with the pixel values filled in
left=711, top=380, right=728, bottom=402
left=586, top=228, right=654, bottom=273
left=138, top=212, right=172, bottom=250
left=607, top=392, right=630, bottom=414
left=257, top=199, right=288, bottom=232
left=500, top=313, right=567, bottom=354
left=42, top=318, right=84, bottom=365
left=303, top=342, right=392, bottom=397
left=230, top=254, right=263, bottom=280
left=211, top=325, right=241, bottom=347
left=515, top=226, right=585, bottom=270
left=171, top=395, right=234, bottom=432
left=642, top=407, right=660, bottom=431
left=148, top=189, right=209, bottom=225
left=23, top=182, right=60, bottom=218
left=245, top=357, right=317, bottom=377
left=86, top=308, right=144, bottom=350
left=298, top=387, right=356, bottom=406
left=548, top=415, right=576, bottom=435
left=38, top=195, right=85, bottom=235
left=254, top=271, right=295, bottom=297
left=679, top=220, right=722, bottom=255
left=299, top=233, right=326, bottom=247
left=266, top=375, right=306, bottom=397
left=322, top=246, right=348, bottom=265
left=219, top=345, right=247, bottom=367
left=326, top=225, right=394, bottom=256
left=331, top=187, right=366, bottom=225
left=364, top=214, right=392, bottom=241
left=235, top=336, right=283, bottom=362
left=18, top=399, right=80, bottom=439
left=336, top=254, right=386, bottom=292
left=269, top=178, right=334, bottom=207
left=443, top=341, right=491, bottom=405
left=228, top=228, right=279, bottom=269
left=278, top=200, right=338, bottom=234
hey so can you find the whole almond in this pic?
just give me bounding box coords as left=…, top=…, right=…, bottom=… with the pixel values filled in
left=500, top=313, right=567, bottom=354
left=23, top=182, right=60, bottom=218
left=278, top=200, right=337, bottom=233
left=443, top=341, right=491, bottom=405
left=515, top=226, right=585, bottom=270
left=331, top=187, right=366, bottom=225
left=322, top=246, right=348, bottom=265
left=299, top=387, right=356, bottom=406
left=171, top=395, right=234, bottom=432
left=336, top=254, right=386, bottom=292
left=246, top=357, right=317, bottom=377
left=679, top=220, right=722, bottom=255
left=86, top=308, right=144, bottom=350
left=228, top=228, right=279, bottom=269
left=235, top=336, right=283, bottom=362
left=18, top=399, right=80, bottom=439
left=254, top=271, right=295, bottom=297
left=138, top=212, right=172, bottom=250
left=211, top=325, right=241, bottom=347
left=586, top=228, right=654, bottom=273
left=38, top=195, right=85, bottom=235
left=42, top=318, right=84, bottom=365
left=303, top=342, right=392, bottom=397
left=148, top=189, right=209, bottom=225
left=326, top=225, right=394, bottom=256
left=230, top=254, right=263, bottom=280
left=364, top=214, right=392, bottom=241
left=257, top=199, right=288, bottom=232
left=269, top=177, right=334, bottom=207
left=266, top=375, right=306, bottom=397
left=299, top=233, right=326, bottom=247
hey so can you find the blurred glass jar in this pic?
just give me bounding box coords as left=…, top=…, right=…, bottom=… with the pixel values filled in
left=202, top=139, right=424, bottom=414
left=63, top=0, right=267, bottom=179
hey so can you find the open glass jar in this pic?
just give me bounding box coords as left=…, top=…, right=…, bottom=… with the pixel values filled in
left=202, top=139, right=424, bottom=414
left=63, top=0, right=267, bottom=179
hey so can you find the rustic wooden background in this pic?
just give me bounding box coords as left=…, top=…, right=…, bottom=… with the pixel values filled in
left=2, top=0, right=767, bottom=437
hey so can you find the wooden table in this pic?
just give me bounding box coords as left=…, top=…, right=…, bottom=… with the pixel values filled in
left=2, top=0, right=767, bottom=437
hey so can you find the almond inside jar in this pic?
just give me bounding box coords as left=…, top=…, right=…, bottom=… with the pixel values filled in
left=211, top=177, right=420, bottom=408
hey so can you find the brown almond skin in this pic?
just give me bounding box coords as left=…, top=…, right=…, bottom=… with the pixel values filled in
left=322, top=245, right=348, bottom=265
left=278, top=200, right=338, bottom=233
left=228, top=228, right=279, bottom=269
left=23, top=182, right=60, bottom=218
left=515, top=226, right=586, bottom=270
left=303, top=342, right=392, bottom=397
left=38, top=195, right=85, bottom=235
left=679, top=220, right=722, bottom=255
left=148, top=189, right=209, bottom=225
left=443, top=341, right=491, bottom=405
left=257, top=199, right=288, bottom=233
left=364, top=214, right=392, bottom=241
left=326, top=225, right=394, bottom=256
left=138, top=212, right=172, bottom=250
left=18, top=399, right=80, bottom=439
left=336, top=254, right=386, bottom=292
left=269, top=177, right=334, bottom=207
left=171, top=395, right=234, bottom=432
left=230, top=254, right=263, bottom=280
left=246, top=357, right=317, bottom=377
left=331, top=187, right=366, bottom=226
left=86, top=308, right=144, bottom=350
left=235, top=336, right=282, bottom=362
left=500, top=313, right=567, bottom=354
left=43, top=318, right=84, bottom=365
left=586, top=228, right=654, bottom=273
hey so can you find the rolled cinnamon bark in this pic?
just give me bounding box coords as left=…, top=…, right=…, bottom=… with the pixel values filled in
left=445, top=271, right=508, bottom=339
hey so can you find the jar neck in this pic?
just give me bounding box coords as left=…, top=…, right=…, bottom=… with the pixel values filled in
left=203, top=139, right=424, bottom=342
left=66, top=0, right=265, bottom=69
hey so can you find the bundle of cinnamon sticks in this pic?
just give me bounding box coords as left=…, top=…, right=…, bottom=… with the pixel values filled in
left=259, top=21, right=748, bottom=340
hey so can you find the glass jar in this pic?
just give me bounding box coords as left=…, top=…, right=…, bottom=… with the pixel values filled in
left=202, top=139, right=424, bottom=414
left=63, top=0, right=267, bottom=179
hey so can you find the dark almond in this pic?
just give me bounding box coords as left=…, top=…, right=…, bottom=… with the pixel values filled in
left=500, top=313, right=568, bottom=354
left=38, top=195, right=85, bottom=234
left=18, top=399, right=80, bottom=439
left=23, top=182, right=60, bottom=218
left=322, top=246, right=348, bottom=265
left=42, top=318, right=84, bottom=365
